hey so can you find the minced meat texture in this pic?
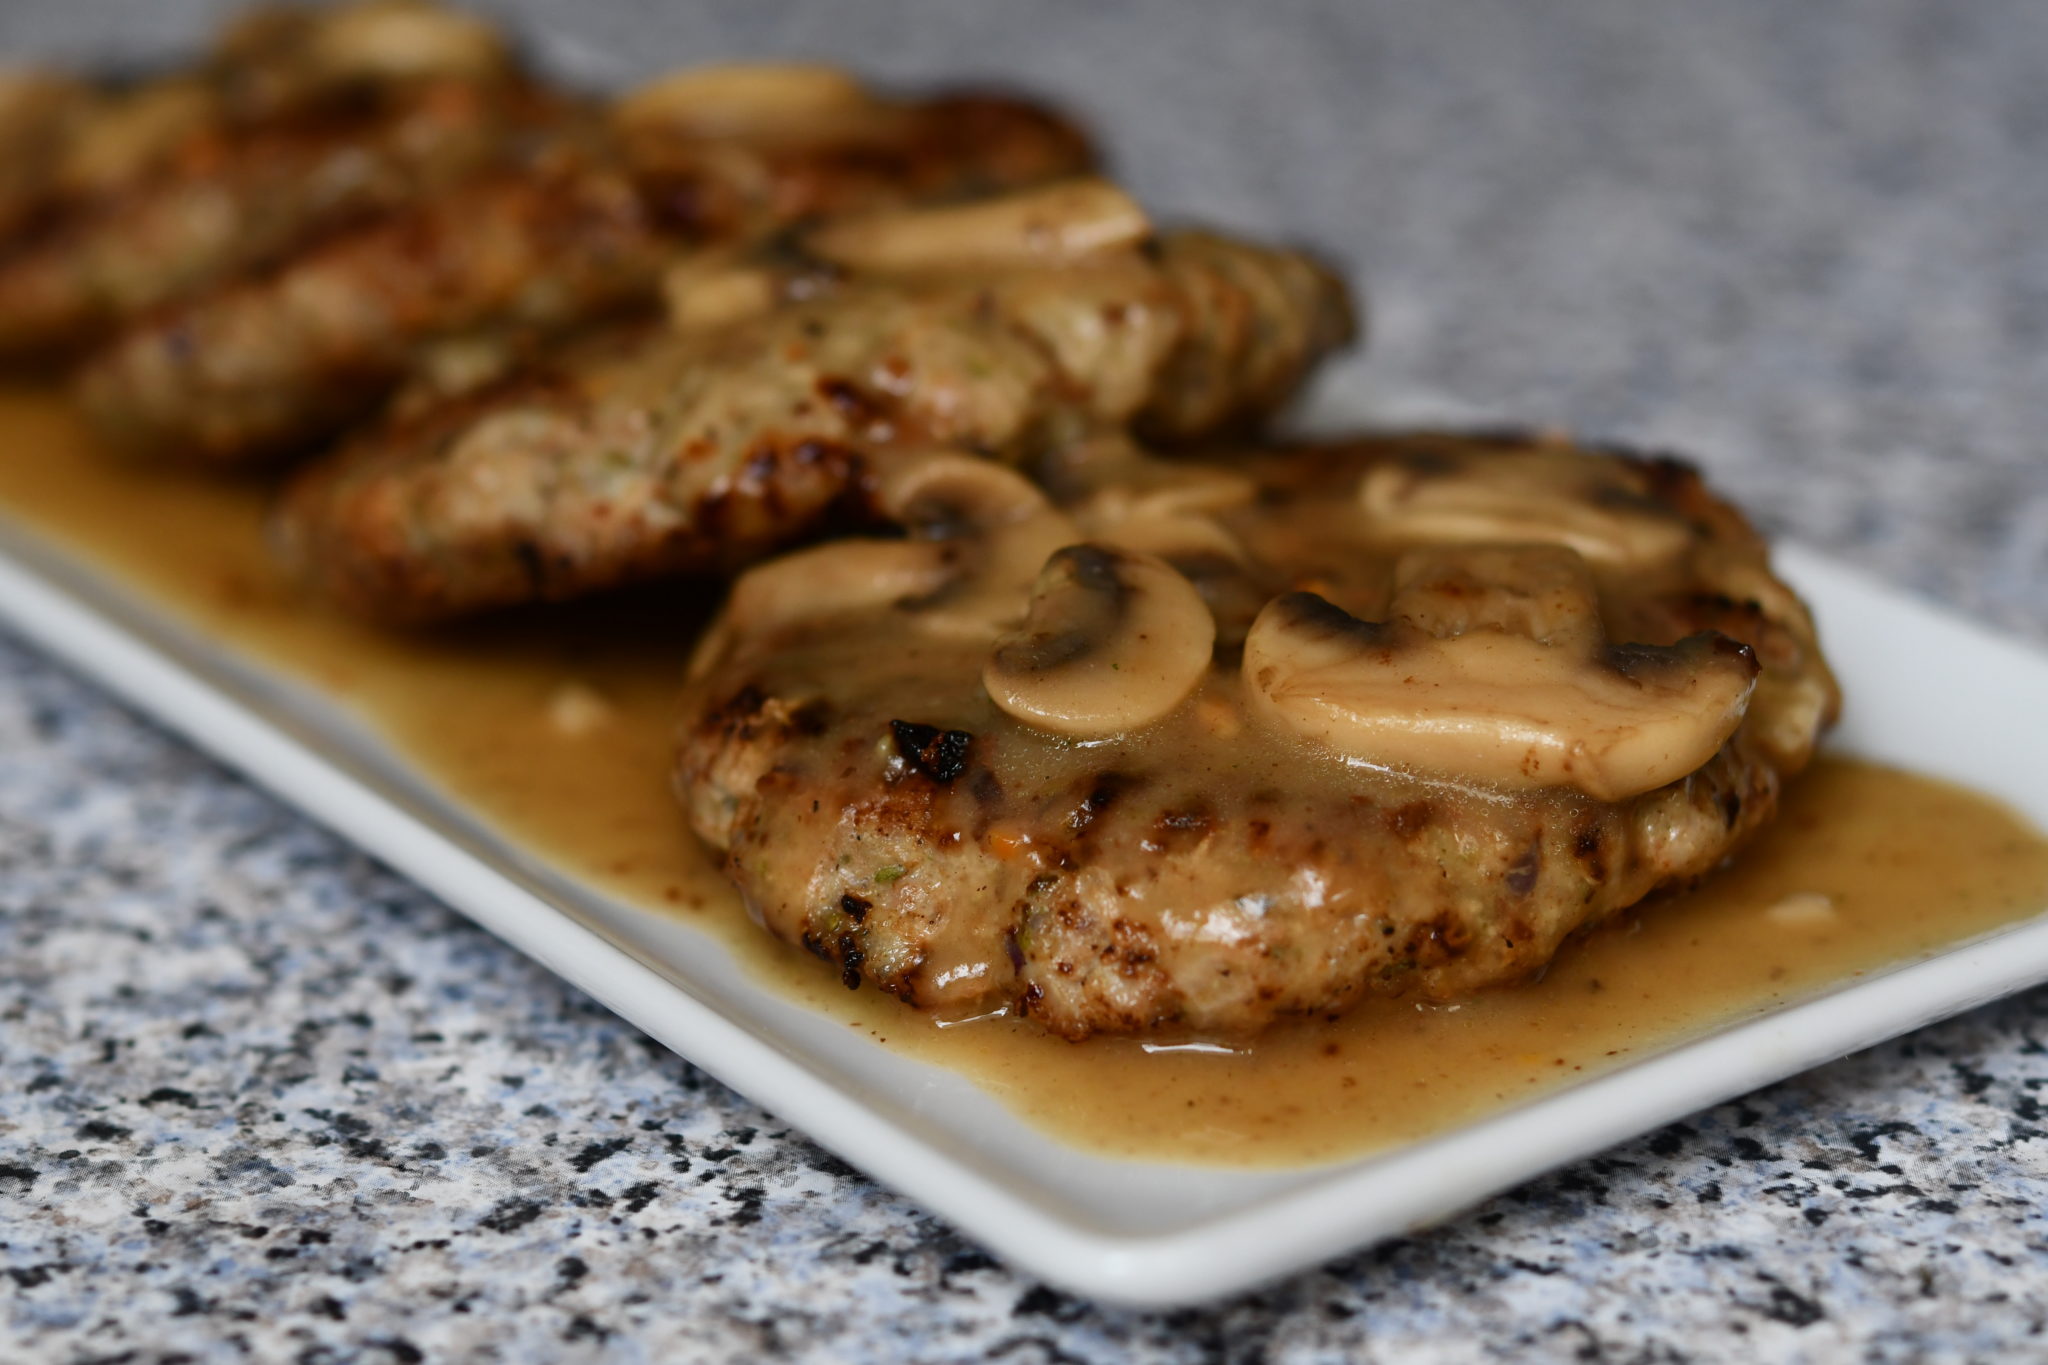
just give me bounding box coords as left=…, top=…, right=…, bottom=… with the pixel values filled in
left=674, top=433, right=1838, bottom=1039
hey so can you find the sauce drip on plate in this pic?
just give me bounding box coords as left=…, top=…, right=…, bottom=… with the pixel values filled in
left=1, top=387, right=2043, bottom=1166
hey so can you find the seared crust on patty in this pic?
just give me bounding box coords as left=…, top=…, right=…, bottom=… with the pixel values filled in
left=622, top=88, right=1096, bottom=244
left=0, top=1, right=517, bottom=254
left=675, top=434, right=1839, bottom=1038
left=0, top=76, right=575, bottom=357
left=76, top=150, right=661, bottom=464
left=0, top=71, right=98, bottom=248
left=272, top=218, right=1356, bottom=620
left=75, top=84, right=1093, bottom=465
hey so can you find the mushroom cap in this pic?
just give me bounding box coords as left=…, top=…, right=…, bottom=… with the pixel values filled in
left=1243, top=541, right=1764, bottom=800
left=802, top=178, right=1152, bottom=276
left=877, top=451, right=1055, bottom=536
left=1091, top=509, right=1248, bottom=566
left=865, top=452, right=1084, bottom=639
left=661, top=250, right=791, bottom=335
left=310, top=0, right=513, bottom=83
left=1243, top=588, right=1759, bottom=801
left=1071, top=462, right=1257, bottom=566
left=614, top=63, right=876, bottom=141
left=1359, top=444, right=1694, bottom=567
left=687, top=538, right=954, bottom=683
left=983, top=543, right=1216, bottom=737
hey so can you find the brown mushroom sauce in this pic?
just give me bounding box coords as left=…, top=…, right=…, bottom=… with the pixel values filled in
left=676, top=431, right=1841, bottom=1038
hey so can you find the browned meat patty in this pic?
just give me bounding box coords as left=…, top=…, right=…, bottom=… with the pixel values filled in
left=0, top=71, right=98, bottom=247
left=271, top=189, right=1356, bottom=621
left=76, top=69, right=1094, bottom=465
left=675, top=433, right=1840, bottom=1039
left=76, top=147, right=658, bottom=463
left=611, top=67, right=1097, bottom=242
left=204, top=0, right=514, bottom=115
left=0, top=1, right=514, bottom=253
left=0, top=72, right=570, bottom=359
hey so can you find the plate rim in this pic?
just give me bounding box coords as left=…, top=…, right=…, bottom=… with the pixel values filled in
left=2, top=517, right=2046, bottom=1308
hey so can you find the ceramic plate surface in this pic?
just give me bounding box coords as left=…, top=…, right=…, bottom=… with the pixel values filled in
left=2, top=447, right=2046, bottom=1308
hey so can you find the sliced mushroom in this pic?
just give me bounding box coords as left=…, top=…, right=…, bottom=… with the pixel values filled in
left=614, top=64, right=876, bottom=141
left=687, top=539, right=954, bottom=682
left=802, top=179, right=1151, bottom=276
left=1688, top=542, right=1841, bottom=770
left=877, top=450, right=1054, bottom=535
left=1072, top=464, right=1257, bottom=524
left=310, top=0, right=512, bottom=82
left=1358, top=445, right=1693, bottom=568
left=984, top=544, right=1216, bottom=737
left=694, top=451, right=1084, bottom=681
left=1388, top=544, right=1604, bottom=651
left=1243, top=545, right=1758, bottom=800
left=1089, top=511, right=1247, bottom=566
left=662, top=248, right=798, bottom=334
left=1072, top=464, right=1256, bottom=566
left=877, top=452, right=1083, bottom=640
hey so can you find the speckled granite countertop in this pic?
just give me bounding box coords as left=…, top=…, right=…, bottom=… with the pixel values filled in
left=5, top=1, right=2048, bottom=1360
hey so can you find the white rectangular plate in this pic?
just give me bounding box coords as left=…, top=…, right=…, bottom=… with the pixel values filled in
left=2, top=494, right=2046, bottom=1308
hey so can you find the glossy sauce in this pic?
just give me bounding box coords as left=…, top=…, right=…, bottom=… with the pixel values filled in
left=683, top=436, right=1836, bottom=1033
left=3, top=387, right=2047, bottom=1167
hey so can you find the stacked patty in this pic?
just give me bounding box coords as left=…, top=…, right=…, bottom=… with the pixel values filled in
left=271, top=187, right=1355, bottom=620
left=7, top=0, right=1837, bottom=1039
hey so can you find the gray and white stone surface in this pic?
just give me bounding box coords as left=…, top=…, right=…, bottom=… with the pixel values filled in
left=4, top=1, right=2048, bottom=1360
